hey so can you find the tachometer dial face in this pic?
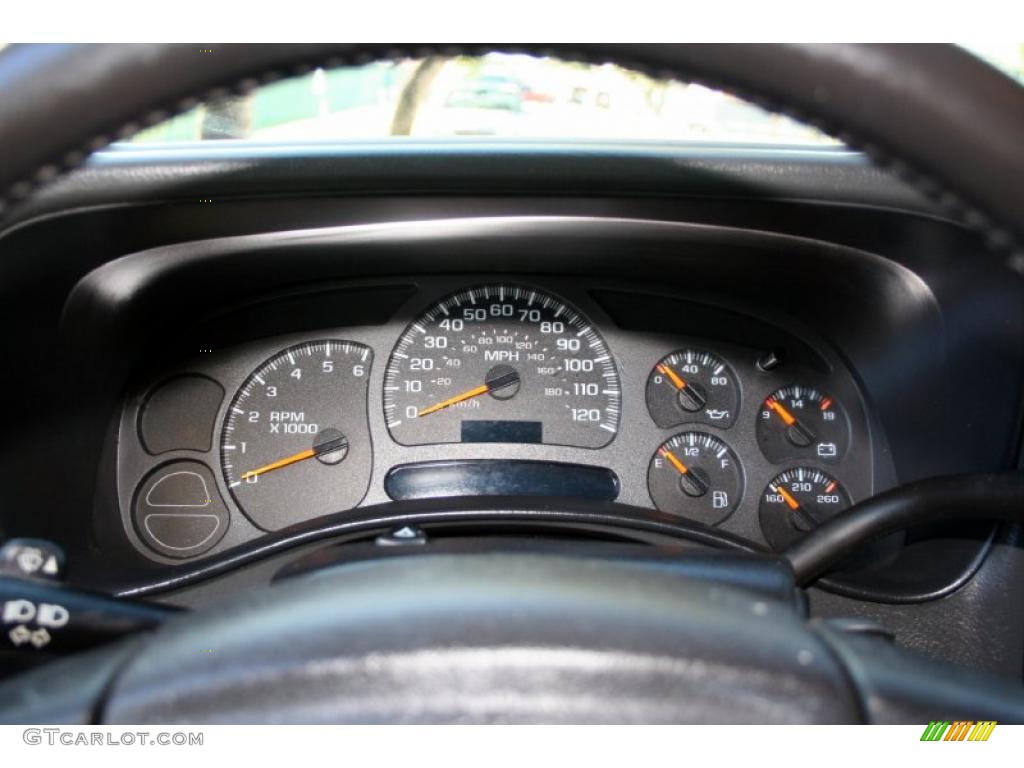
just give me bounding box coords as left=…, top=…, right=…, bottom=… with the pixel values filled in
left=647, top=431, right=743, bottom=524
left=645, top=349, right=740, bottom=428
left=383, top=284, right=621, bottom=448
left=756, top=385, right=849, bottom=463
left=221, top=341, right=373, bottom=531
left=759, top=468, right=851, bottom=549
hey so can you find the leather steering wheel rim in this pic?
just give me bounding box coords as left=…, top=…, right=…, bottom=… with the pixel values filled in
left=1, top=43, right=1024, bottom=265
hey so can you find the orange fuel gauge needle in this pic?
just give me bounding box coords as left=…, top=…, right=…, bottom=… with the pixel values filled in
left=659, top=446, right=710, bottom=497
left=659, top=447, right=690, bottom=475
left=240, top=448, right=316, bottom=480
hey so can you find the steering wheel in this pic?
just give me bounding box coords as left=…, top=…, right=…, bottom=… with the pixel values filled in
left=1, top=44, right=1024, bottom=724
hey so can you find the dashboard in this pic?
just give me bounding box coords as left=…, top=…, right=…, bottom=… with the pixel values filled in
left=1, top=145, right=1022, bottom=678
left=115, top=276, right=876, bottom=563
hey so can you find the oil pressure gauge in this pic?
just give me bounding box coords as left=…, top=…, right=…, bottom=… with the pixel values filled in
left=756, top=385, right=849, bottom=463
left=646, top=349, right=740, bottom=429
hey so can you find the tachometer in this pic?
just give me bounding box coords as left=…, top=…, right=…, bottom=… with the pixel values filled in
left=221, top=340, right=373, bottom=531
left=383, top=284, right=620, bottom=448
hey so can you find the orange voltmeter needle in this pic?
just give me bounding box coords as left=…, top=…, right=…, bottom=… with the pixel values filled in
left=240, top=448, right=316, bottom=480
left=772, top=484, right=801, bottom=511
left=766, top=399, right=797, bottom=426
left=657, top=363, right=687, bottom=390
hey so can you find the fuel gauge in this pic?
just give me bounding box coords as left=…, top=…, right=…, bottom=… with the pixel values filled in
left=756, top=385, right=849, bottom=463
left=647, top=431, right=743, bottom=525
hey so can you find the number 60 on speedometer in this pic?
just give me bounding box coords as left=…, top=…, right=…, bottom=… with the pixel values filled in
left=383, top=284, right=621, bottom=448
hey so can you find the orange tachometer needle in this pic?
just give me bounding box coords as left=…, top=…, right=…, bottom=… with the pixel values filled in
left=417, top=383, right=491, bottom=418
left=240, top=448, right=316, bottom=480
left=772, top=484, right=801, bottom=511
left=767, top=399, right=797, bottom=426
left=657, top=363, right=687, bottom=390
left=659, top=447, right=689, bottom=475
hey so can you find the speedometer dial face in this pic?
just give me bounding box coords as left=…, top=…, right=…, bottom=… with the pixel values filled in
left=383, top=284, right=621, bottom=448
left=221, top=340, right=373, bottom=532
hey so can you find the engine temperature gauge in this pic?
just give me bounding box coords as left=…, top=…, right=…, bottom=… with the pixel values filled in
left=756, top=385, right=849, bottom=463
left=647, top=431, right=743, bottom=525
left=645, top=349, right=739, bottom=429
left=759, top=468, right=851, bottom=549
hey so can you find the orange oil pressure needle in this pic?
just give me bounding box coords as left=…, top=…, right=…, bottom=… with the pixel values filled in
left=417, top=383, right=491, bottom=418
left=659, top=447, right=690, bottom=475
left=773, top=484, right=801, bottom=511
left=657, top=363, right=687, bottom=390
left=240, top=448, right=316, bottom=480
left=767, top=399, right=797, bottom=426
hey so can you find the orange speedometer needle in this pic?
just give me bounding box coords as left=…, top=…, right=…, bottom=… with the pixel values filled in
left=240, top=448, right=316, bottom=480
left=657, top=363, right=687, bottom=390
left=772, top=484, right=801, bottom=511
left=417, top=383, right=491, bottom=417
left=416, top=368, right=521, bottom=418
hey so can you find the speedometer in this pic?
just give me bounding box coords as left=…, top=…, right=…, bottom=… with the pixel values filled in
left=384, top=284, right=620, bottom=448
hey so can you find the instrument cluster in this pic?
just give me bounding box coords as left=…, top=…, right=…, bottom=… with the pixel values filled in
left=116, top=278, right=876, bottom=563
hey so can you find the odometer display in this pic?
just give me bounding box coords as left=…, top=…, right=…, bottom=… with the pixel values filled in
left=384, top=284, right=621, bottom=448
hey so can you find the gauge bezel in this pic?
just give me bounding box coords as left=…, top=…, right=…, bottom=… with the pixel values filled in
left=219, top=339, right=374, bottom=532
left=645, top=347, right=742, bottom=429
left=647, top=430, right=745, bottom=525
left=381, top=282, right=622, bottom=450
left=758, top=466, right=852, bottom=550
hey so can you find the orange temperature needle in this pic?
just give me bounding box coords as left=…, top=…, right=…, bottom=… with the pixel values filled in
left=767, top=399, right=797, bottom=426
left=240, top=448, right=316, bottom=480
left=417, top=383, right=490, bottom=417
left=659, top=448, right=690, bottom=475
left=773, top=484, right=801, bottom=511
left=657, top=364, right=687, bottom=390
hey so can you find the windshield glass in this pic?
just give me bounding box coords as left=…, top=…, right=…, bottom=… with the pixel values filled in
left=128, top=47, right=1024, bottom=146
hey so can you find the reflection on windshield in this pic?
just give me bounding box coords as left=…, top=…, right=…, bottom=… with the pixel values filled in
left=131, top=54, right=839, bottom=145
left=131, top=47, right=1024, bottom=146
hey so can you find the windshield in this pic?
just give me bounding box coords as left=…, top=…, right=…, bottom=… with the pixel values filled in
left=129, top=48, right=1024, bottom=147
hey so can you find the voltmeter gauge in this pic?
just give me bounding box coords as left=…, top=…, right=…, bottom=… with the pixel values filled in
left=756, top=385, right=849, bottom=463
left=759, top=468, right=851, bottom=549
left=645, top=349, right=740, bottom=429
left=647, top=431, right=743, bottom=525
